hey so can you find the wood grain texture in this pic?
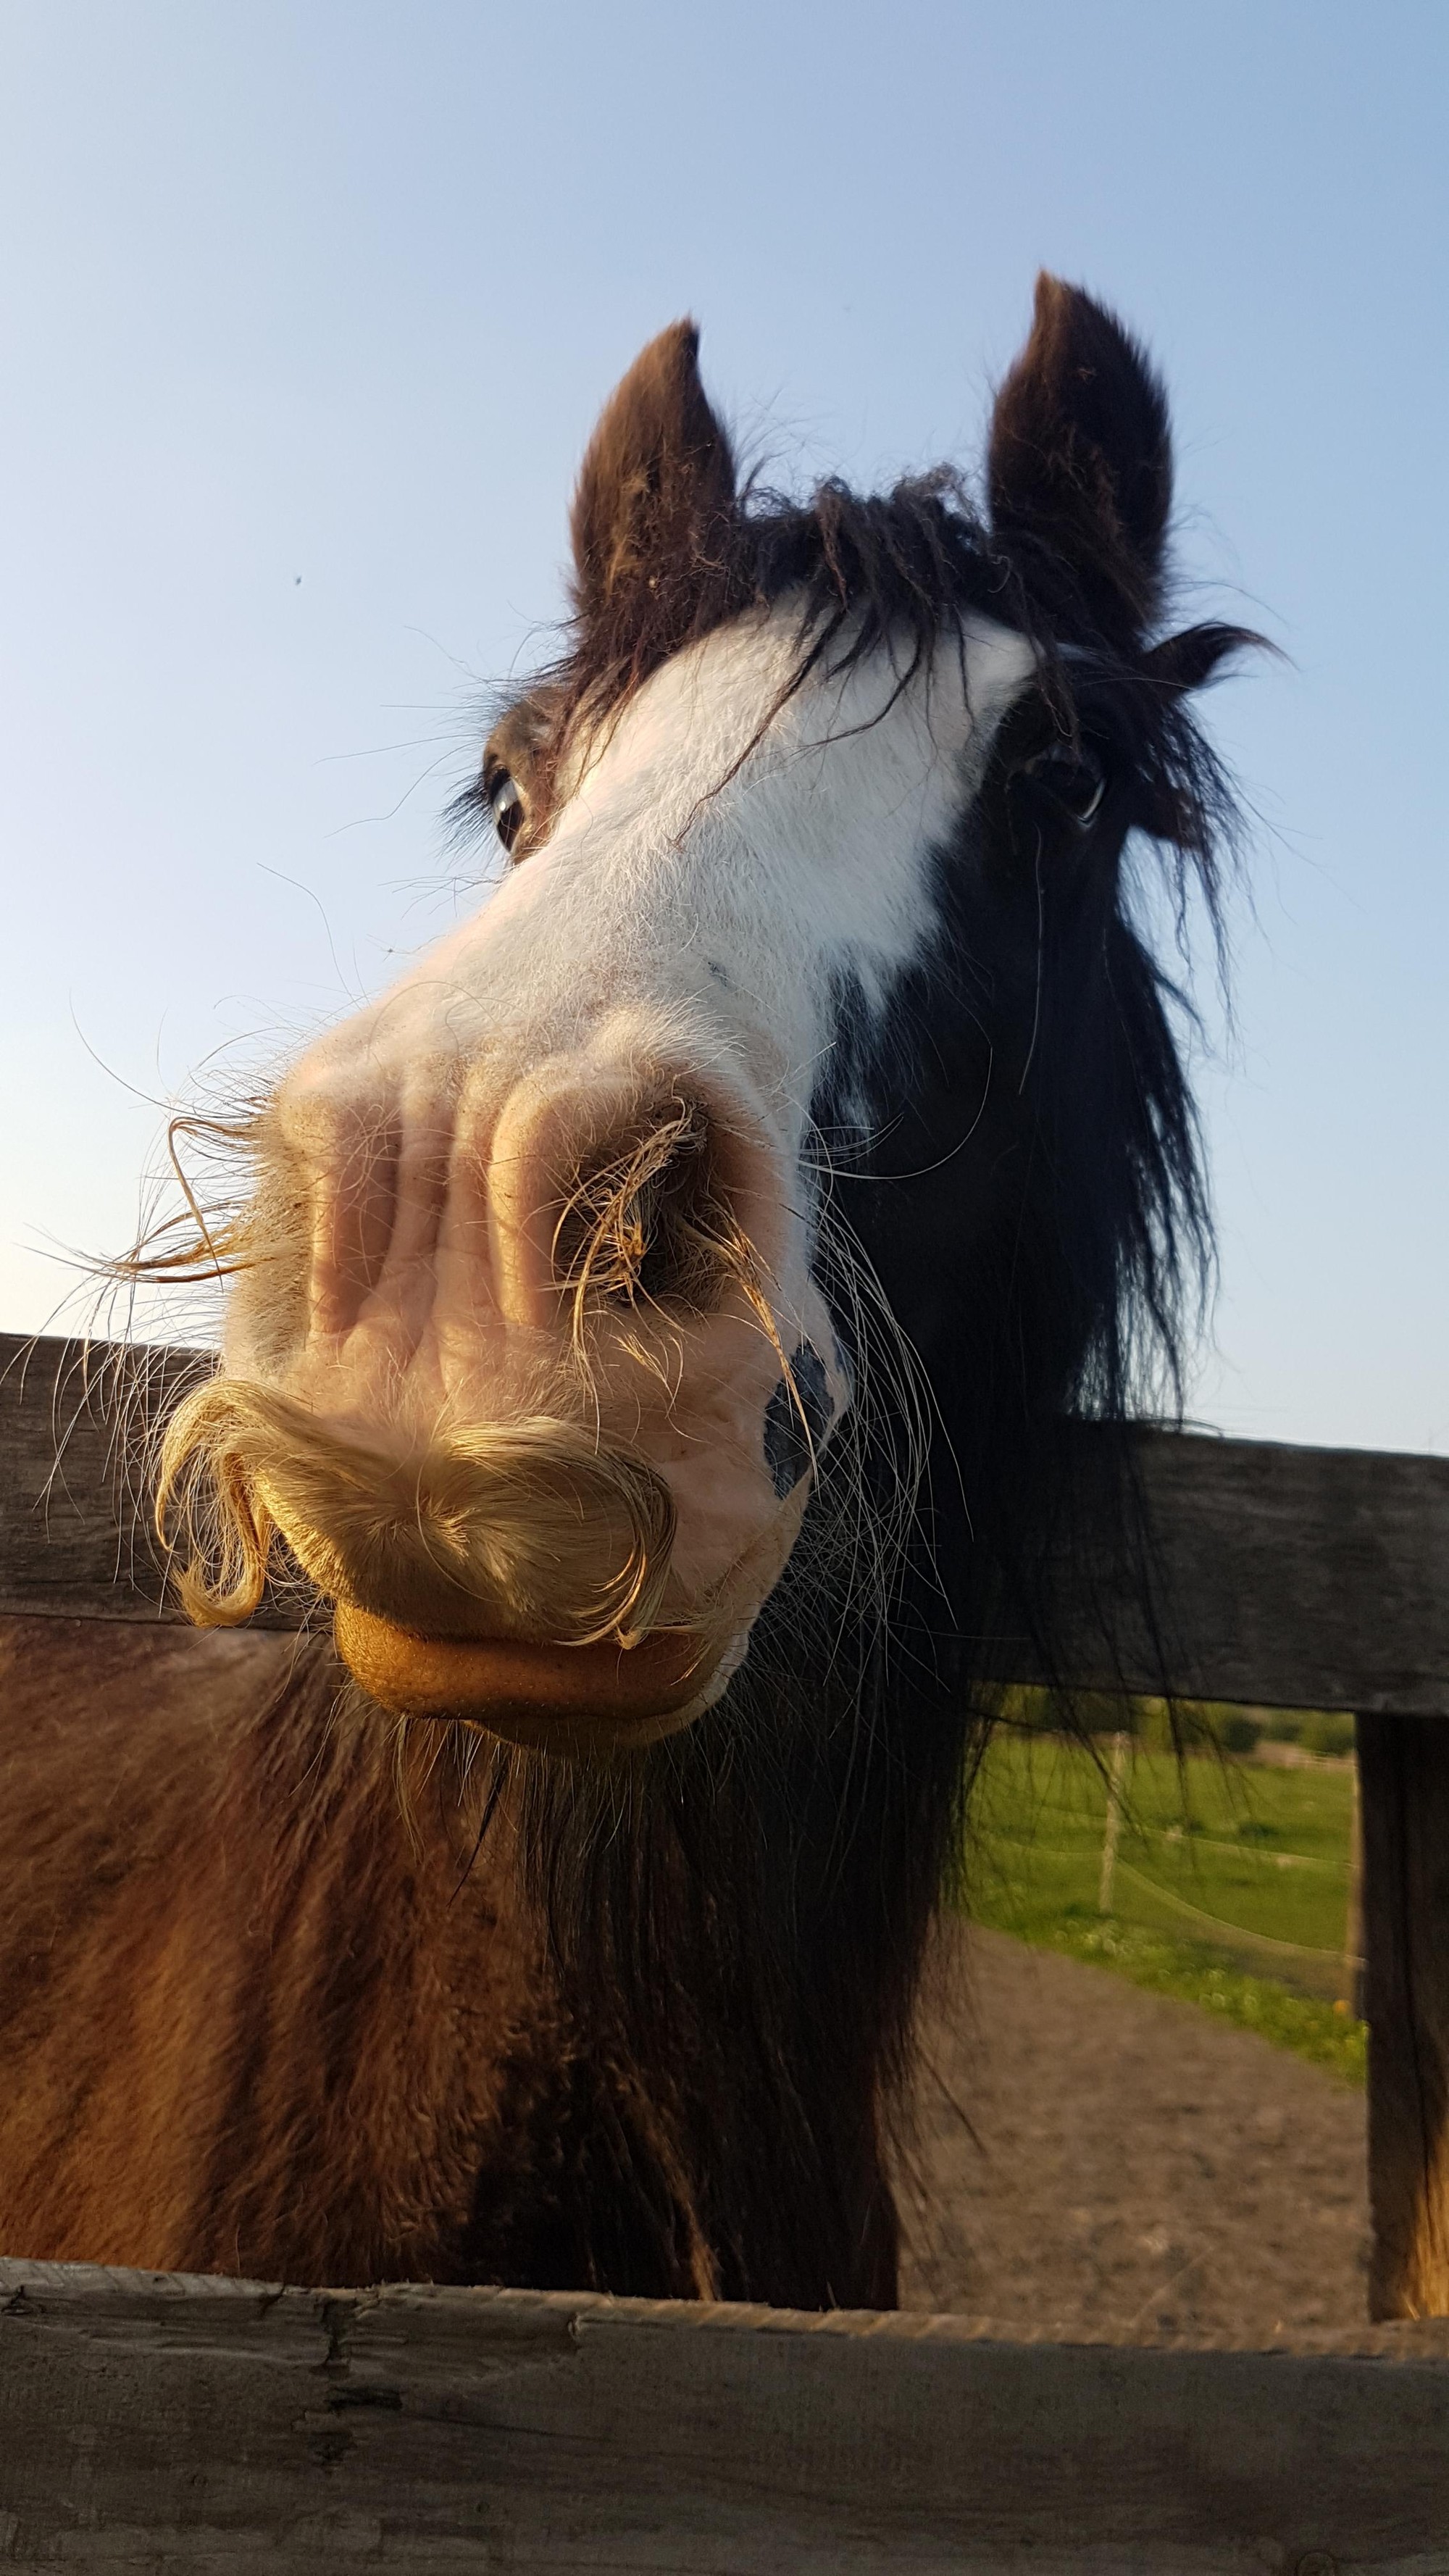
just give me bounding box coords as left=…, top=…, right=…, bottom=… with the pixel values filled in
left=1105, top=1430, right=1449, bottom=1718
left=4, top=1332, right=1446, bottom=1712
left=3, top=2261, right=1449, bottom=2572
left=0, top=1334, right=293, bottom=1627
left=977, top=1422, right=1449, bottom=1716
left=1359, top=1712, right=1449, bottom=2320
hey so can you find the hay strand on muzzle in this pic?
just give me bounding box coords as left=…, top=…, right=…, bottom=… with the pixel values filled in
left=156, top=1379, right=677, bottom=1648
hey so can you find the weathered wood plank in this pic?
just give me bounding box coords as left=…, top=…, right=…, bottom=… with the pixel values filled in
left=0, top=1333, right=295, bottom=1627
left=4, top=1331, right=1446, bottom=1712
left=2, top=2261, right=1449, bottom=2572
left=1094, top=1429, right=1449, bottom=1717
left=991, top=1425, right=1449, bottom=1717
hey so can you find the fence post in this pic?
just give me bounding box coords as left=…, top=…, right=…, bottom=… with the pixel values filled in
left=1097, top=1730, right=1129, bottom=1916
left=1357, top=1711, right=1449, bottom=2317
left=1342, top=1750, right=1365, bottom=2021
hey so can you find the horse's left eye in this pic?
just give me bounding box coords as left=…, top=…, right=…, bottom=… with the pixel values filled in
left=1021, top=744, right=1107, bottom=828
left=488, top=771, right=525, bottom=854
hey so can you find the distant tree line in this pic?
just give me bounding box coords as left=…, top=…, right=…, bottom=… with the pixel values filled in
left=996, top=1689, right=1356, bottom=1760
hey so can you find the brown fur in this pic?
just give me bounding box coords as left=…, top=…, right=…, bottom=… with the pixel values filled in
left=569, top=321, right=746, bottom=701
left=0, top=1616, right=755, bottom=2293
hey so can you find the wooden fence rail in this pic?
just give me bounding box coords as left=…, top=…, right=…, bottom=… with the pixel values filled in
left=3, top=1331, right=1449, bottom=2567
left=4, top=2260, right=1449, bottom=2571
left=4, top=1332, right=1447, bottom=1712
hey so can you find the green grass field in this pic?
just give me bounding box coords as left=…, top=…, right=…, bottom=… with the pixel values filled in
left=963, top=1733, right=1366, bottom=2085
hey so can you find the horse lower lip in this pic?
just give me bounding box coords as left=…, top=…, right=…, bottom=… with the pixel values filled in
left=332, top=1604, right=711, bottom=1751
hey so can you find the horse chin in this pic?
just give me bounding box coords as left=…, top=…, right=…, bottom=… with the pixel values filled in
left=331, top=1602, right=721, bottom=1754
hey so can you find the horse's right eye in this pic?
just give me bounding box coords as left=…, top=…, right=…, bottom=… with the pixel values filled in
left=488, top=771, right=525, bottom=854
left=1019, top=743, right=1107, bottom=830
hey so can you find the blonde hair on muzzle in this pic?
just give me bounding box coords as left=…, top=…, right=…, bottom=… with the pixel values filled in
left=155, top=1378, right=678, bottom=1648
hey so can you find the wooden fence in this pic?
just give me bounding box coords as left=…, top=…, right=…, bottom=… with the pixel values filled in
left=2, top=1330, right=1448, bottom=2569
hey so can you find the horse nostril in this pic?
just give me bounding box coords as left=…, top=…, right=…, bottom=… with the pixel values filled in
left=552, top=1099, right=741, bottom=1319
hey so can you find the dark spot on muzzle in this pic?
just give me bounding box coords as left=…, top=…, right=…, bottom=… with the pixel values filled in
left=763, top=1343, right=832, bottom=1499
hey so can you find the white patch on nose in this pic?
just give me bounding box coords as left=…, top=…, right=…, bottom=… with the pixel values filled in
left=229, top=602, right=1035, bottom=1667
left=267, top=603, right=1035, bottom=1205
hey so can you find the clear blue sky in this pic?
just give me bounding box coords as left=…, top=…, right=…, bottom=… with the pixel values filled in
left=1, top=1, right=1444, bottom=1451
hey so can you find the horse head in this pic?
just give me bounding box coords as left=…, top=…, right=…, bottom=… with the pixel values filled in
left=153, top=276, right=1249, bottom=1756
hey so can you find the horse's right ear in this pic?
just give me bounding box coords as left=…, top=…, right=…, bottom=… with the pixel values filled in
left=570, top=322, right=738, bottom=640
left=988, top=274, right=1173, bottom=644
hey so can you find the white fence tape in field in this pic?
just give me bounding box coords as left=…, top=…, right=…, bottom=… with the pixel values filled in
left=1111, top=1859, right=1343, bottom=1964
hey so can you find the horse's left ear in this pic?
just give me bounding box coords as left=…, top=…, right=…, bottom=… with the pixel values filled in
left=570, top=322, right=738, bottom=643
left=988, top=275, right=1172, bottom=643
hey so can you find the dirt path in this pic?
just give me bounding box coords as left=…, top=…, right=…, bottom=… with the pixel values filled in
left=898, top=1927, right=1369, bottom=2338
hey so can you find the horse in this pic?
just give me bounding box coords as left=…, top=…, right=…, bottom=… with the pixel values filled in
left=0, top=277, right=1252, bottom=2307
